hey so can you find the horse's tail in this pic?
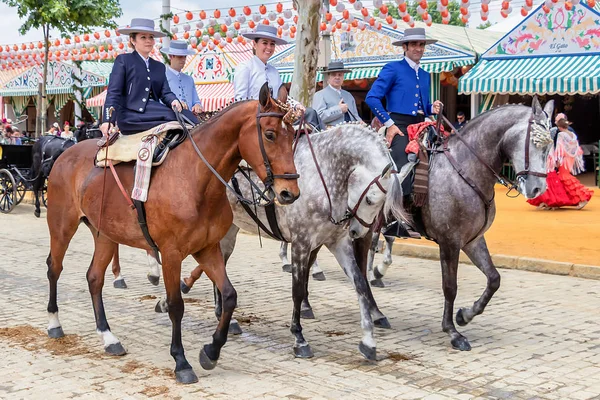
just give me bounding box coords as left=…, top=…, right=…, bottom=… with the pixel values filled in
left=384, top=162, right=416, bottom=225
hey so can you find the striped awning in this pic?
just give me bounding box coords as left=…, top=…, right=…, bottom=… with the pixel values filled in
left=86, top=89, right=106, bottom=107
left=197, top=83, right=234, bottom=111
left=84, top=83, right=234, bottom=112
left=459, top=55, right=600, bottom=95
left=280, top=60, right=474, bottom=83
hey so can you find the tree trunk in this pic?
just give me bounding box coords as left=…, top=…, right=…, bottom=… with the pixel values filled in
left=73, top=61, right=83, bottom=125
left=290, top=0, right=321, bottom=106
left=38, top=24, right=50, bottom=137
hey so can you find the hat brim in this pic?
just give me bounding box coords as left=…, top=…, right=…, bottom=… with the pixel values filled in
left=161, top=48, right=196, bottom=56
left=324, top=69, right=352, bottom=74
left=392, top=38, right=437, bottom=46
left=242, top=32, right=289, bottom=45
left=119, top=27, right=166, bottom=38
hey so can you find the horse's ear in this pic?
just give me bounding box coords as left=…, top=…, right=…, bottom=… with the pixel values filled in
left=381, top=162, right=393, bottom=179
left=531, top=96, right=543, bottom=116
left=543, top=99, right=555, bottom=119
left=259, top=82, right=272, bottom=108
left=277, top=84, right=288, bottom=104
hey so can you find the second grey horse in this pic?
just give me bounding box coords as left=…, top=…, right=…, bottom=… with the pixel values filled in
left=366, top=98, right=555, bottom=351
left=169, top=123, right=409, bottom=360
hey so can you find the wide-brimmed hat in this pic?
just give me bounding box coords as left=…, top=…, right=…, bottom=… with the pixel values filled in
left=242, top=24, right=289, bottom=45
left=555, top=112, right=567, bottom=123
left=324, top=61, right=352, bottom=75
left=119, top=18, right=166, bottom=38
left=392, top=28, right=437, bottom=46
left=161, top=40, right=195, bottom=56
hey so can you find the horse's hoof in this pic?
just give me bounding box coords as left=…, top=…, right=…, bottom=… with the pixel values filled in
left=199, top=346, right=218, bottom=370
left=373, top=267, right=384, bottom=280
left=155, top=300, right=168, bottom=313
left=358, top=341, right=377, bottom=361
left=300, top=308, right=315, bottom=319
left=180, top=280, right=191, bottom=294
left=451, top=336, right=472, bottom=351
left=293, top=344, right=314, bottom=358
left=456, top=308, right=468, bottom=327
left=282, top=264, right=292, bottom=273
left=47, top=327, right=64, bottom=339
left=147, top=274, right=160, bottom=286
left=370, top=278, right=385, bottom=288
left=105, top=342, right=127, bottom=356
left=374, top=317, right=392, bottom=329
left=228, top=321, right=243, bottom=335
left=175, top=368, right=198, bottom=384
left=34, top=210, right=41, bottom=218
left=113, top=279, right=127, bottom=289
left=312, top=271, right=326, bottom=281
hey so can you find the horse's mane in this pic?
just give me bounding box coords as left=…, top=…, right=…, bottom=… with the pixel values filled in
left=457, top=104, right=530, bottom=136
left=307, top=122, right=389, bottom=160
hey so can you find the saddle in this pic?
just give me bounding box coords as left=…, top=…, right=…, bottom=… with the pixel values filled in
left=95, top=121, right=188, bottom=167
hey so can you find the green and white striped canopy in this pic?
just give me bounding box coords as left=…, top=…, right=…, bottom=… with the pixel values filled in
left=280, top=60, right=474, bottom=84
left=459, top=55, right=600, bottom=95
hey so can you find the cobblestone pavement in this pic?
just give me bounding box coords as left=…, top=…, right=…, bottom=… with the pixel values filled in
left=1, top=205, right=600, bottom=400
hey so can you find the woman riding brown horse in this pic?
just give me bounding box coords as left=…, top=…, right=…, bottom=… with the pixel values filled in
left=44, top=83, right=300, bottom=384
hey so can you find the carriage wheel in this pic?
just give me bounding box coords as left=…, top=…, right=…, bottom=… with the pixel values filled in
left=0, top=169, right=17, bottom=213
left=14, top=175, right=27, bottom=205
left=42, top=178, right=48, bottom=208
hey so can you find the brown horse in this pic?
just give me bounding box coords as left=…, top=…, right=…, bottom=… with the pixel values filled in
left=44, top=84, right=300, bottom=384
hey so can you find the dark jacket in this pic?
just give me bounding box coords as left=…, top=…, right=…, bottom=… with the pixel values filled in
left=102, top=51, right=178, bottom=130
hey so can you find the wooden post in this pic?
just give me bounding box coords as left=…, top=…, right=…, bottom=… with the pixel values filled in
left=289, top=0, right=321, bottom=106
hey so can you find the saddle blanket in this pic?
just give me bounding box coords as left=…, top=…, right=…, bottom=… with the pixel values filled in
left=95, top=121, right=184, bottom=167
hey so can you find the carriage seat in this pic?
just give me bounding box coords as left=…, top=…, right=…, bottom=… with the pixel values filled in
left=95, top=121, right=190, bottom=167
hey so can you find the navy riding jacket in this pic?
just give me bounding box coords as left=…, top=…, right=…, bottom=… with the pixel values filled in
left=102, top=51, right=178, bottom=124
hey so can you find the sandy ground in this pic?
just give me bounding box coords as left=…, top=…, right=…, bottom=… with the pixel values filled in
left=407, top=178, right=600, bottom=266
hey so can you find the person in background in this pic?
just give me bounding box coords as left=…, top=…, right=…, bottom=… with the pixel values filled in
left=162, top=40, right=203, bottom=117
left=527, top=116, right=593, bottom=210
left=52, top=122, right=62, bottom=137
left=312, top=61, right=361, bottom=128
left=12, top=127, right=23, bottom=145
left=454, top=111, right=467, bottom=130
left=62, top=121, right=73, bottom=139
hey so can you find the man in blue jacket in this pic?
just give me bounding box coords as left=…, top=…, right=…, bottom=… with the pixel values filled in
left=366, top=28, right=442, bottom=190
left=366, top=28, right=442, bottom=236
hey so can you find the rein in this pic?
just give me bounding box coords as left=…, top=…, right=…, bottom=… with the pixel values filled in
left=438, top=111, right=546, bottom=242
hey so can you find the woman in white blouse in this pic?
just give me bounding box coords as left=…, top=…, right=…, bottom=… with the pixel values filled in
left=234, top=25, right=289, bottom=101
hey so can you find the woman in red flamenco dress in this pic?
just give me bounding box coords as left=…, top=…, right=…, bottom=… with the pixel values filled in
left=527, top=117, right=593, bottom=210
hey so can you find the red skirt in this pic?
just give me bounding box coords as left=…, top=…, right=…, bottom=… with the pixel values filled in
left=527, top=166, right=593, bottom=208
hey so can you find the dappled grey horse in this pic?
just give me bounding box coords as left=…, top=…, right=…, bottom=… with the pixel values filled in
left=366, top=98, right=555, bottom=351
left=159, top=123, right=409, bottom=360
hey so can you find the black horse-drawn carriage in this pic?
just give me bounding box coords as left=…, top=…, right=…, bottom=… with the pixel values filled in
left=0, top=143, right=47, bottom=213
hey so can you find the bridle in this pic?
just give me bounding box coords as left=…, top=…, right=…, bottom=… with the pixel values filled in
left=180, top=102, right=298, bottom=206
left=298, top=122, right=392, bottom=228
left=441, top=112, right=547, bottom=196
left=255, top=106, right=300, bottom=197
left=345, top=174, right=391, bottom=228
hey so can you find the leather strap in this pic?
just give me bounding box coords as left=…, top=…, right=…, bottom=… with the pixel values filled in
left=133, top=199, right=162, bottom=265
left=231, top=175, right=286, bottom=242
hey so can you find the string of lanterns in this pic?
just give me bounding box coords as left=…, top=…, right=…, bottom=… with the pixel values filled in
left=0, top=0, right=596, bottom=71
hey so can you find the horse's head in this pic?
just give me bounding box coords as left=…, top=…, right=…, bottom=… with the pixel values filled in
left=238, top=83, right=300, bottom=205
left=346, top=155, right=409, bottom=240
left=504, top=97, right=554, bottom=199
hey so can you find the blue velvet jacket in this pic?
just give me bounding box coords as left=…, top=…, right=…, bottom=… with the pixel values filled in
left=103, top=52, right=178, bottom=124
left=366, top=59, right=433, bottom=125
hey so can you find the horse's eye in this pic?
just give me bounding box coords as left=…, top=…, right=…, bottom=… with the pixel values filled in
left=264, top=130, right=276, bottom=142
left=366, top=197, right=373, bottom=206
